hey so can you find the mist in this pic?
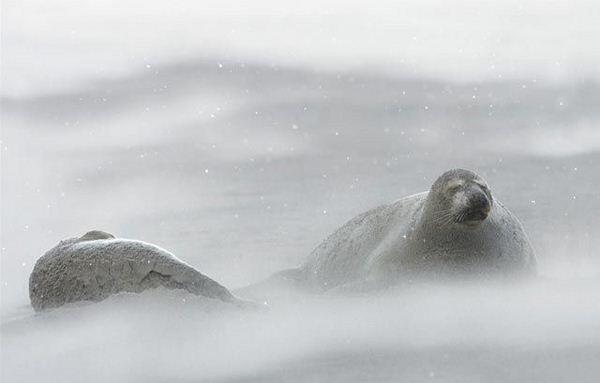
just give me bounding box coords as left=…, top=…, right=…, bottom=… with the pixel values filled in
left=4, top=281, right=600, bottom=382
left=2, top=1, right=600, bottom=382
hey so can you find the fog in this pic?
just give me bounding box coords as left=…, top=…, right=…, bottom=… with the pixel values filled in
left=3, top=282, right=600, bottom=382
left=2, top=1, right=600, bottom=382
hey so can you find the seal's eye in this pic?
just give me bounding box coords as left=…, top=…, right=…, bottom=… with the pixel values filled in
left=445, top=180, right=463, bottom=194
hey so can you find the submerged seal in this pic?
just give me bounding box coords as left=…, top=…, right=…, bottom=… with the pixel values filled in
left=261, top=169, right=536, bottom=294
left=29, top=230, right=239, bottom=310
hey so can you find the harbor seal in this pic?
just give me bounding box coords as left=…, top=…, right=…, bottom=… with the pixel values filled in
left=256, top=169, right=536, bottom=294
left=29, top=230, right=240, bottom=310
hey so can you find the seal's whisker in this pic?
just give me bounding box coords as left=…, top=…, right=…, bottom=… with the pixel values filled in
left=431, top=210, right=457, bottom=226
left=432, top=215, right=455, bottom=226
left=431, top=209, right=453, bottom=220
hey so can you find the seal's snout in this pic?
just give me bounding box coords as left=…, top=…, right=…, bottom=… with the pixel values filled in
left=464, top=191, right=491, bottom=223
left=471, top=192, right=491, bottom=214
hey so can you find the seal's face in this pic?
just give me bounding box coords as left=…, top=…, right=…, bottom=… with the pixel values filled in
left=430, top=169, right=493, bottom=228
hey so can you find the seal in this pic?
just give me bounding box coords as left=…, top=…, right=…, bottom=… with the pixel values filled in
left=29, top=230, right=240, bottom=310
left=261, top=169, right=536, bottom=294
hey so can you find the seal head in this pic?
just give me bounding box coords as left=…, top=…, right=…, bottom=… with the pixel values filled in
left=425, top=169, right=493, bottom=229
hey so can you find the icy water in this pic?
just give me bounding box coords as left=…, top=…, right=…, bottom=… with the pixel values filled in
left=2, top=1, right=600, bottom=381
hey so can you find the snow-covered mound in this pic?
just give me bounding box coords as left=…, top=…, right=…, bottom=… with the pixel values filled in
left=29, top=230, right=237, bottom=310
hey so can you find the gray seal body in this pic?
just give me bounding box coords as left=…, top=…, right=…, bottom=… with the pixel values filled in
left=292, top=169, right=536, bottom=292
left=29, top=230, right=237, bottom=310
